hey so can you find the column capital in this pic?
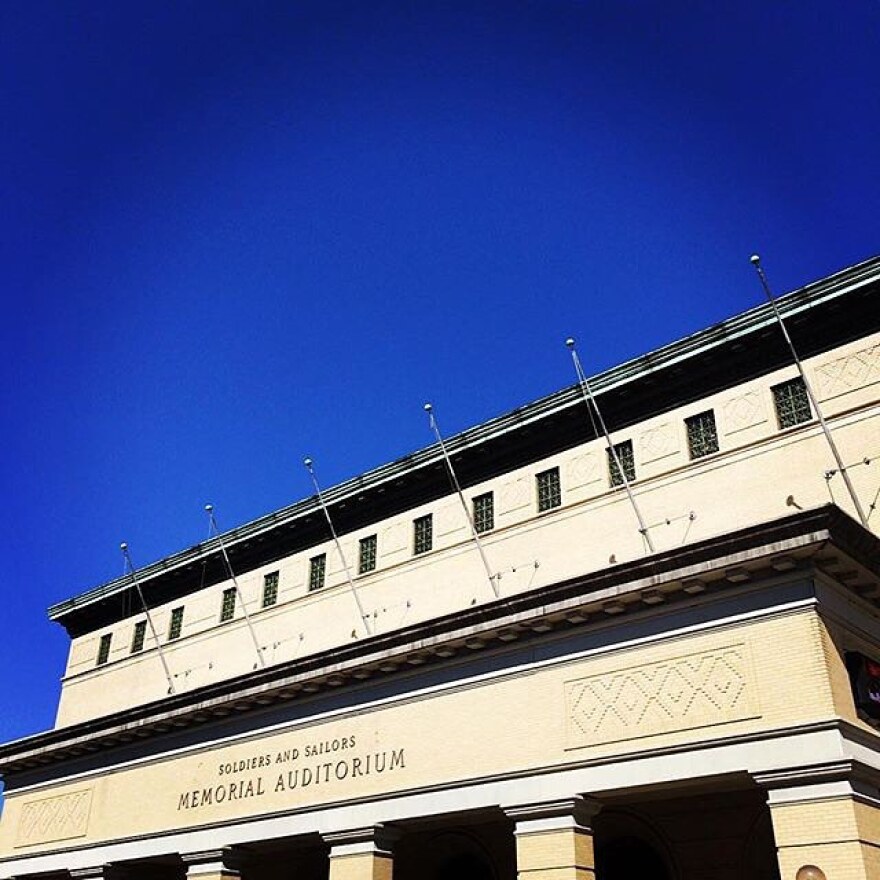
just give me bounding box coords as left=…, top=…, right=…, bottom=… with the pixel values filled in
left=181, top=848, right=246, bottom=878
left=504, top=795, right=602, bottom=833
left=323, top=824, right=400, bottom=858
left=754, top=760, right=880, bottom=807
left=70, top=867, right=131, bottom=880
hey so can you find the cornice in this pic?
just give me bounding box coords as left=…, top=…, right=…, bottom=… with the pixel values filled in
left=47, top=256, right=880, bottom=635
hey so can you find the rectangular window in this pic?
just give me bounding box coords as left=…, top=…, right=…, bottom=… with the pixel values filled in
left=772, top=377, right=812, bottom=429
left=131, top=620, right=147, bottom=653
left=96, top=633, right=112, bottom=666
left=358, top=534, right=378, bottom=574
left=608, top=440, right=636, bottom=487
left=536, top=467, right=561, bottom=512
left=262, top=571, right=279, bottom=608
left=168, top=606, right=184, bottom=640
left=685, top=410, right=719, bottom=459
left=309, top=554, right=326, bottom=591
left=220, top=587, right=236, bottom=622
left=413, top=514, right=433, bottom=555
left=472, top=491, right=494, bottom=533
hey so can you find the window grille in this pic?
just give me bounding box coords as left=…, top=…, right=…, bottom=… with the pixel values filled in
left=472, top=492, right=494, bottom=533
left=220, top=587, right=236, bottom=622
left=96, top=633, right=112, bottom=666
left=413, top=514, right=433, bottom=555
left=608, top=440, right=635, bottom=487
left=169, top=606, right=185, bottom=640
left=686, top=410, right=719, bottom=459
left=772, top=377, right=812, bottom=429
left=131, top=620, right=147, bottom=653
left=309, top=554, right=326, bottom=591
left=358, top=535, right=377, bottom=574
left=262, top=571, right=279, bottom=608
left=536, top=467, right=561, bottom=512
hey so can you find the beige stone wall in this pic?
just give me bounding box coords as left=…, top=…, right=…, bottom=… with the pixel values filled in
left=55, top=332, right=880, bottom=727
left=3, top=609, right=866, bottom=860
left=769, top=796, right=880, bottom=880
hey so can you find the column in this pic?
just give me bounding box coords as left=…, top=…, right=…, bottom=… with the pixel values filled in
left=760, top=772, right=880, bottom=880
left=505, top=796, right=600, bottom=880
left=182, top=849, right=244, bottom=880
left=323, top=826, right=398, bottom=880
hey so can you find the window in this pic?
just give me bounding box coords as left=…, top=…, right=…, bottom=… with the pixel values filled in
left=309, top=554, right=326, bottom=591
left=358, top=534, right=377, bottom=574
left=686, top=410, right=719, bottom=459
left=772, top=377, right=811, bottom=429
left=168, top=606, right=184, bottom=640
left=220, top=587, right=236, bottom=622
left=536, top=467, right=561, bottom=512
left=262, top=571, right=279, bottom=608
left=472, top=492, right=494, bottom=533
left=608, top=440, right=635, bottom=487
left=96, top=633, right=112, bottom=666
left=413, top=514, right=433, bottom=555
left=131, top=620, right=147, bottom=653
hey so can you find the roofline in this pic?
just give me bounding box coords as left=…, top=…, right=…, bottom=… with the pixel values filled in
left=48, top=255, right=880, bottom=623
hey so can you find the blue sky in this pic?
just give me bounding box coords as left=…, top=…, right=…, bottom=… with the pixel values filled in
left=1, top=1, right=878, bottom=744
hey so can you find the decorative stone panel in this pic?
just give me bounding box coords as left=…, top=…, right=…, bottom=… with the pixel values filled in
left=722, top=391, right=768, bottom=435
left=499, top=476, right=531, bottom=516
left=16, top=789, right=93, bottom=847
left=565, top=643, right=759, bottom=748
left=381, top=522, right=408, bottom=556
left=816, top=343, right=880, bottom=400
left=565, top=453, right=601, bottom=489
left=639, top=422, right=680, bottom=464
left=435, top=501, right=467, bottom=537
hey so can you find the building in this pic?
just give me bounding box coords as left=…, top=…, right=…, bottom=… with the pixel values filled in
left=1, top=258, right=879, bottom=880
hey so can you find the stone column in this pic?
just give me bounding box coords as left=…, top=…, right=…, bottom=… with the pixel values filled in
left=323, top=826, right=398, bottom=880
left=759, top=769, right=880, bottom=880
left=505, top=796, right=601, bottom=880
left=182, top=849, right=244, bottom=880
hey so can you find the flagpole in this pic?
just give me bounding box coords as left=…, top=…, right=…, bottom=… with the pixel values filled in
left=121, top=543, right=176, bottom=694
left=424, top=403, right=499, bottom=598
left=750, top=254, right=868, bottom=527
left=205, top=504, right=267, bottom=668
left=566, top=338, right=655, bottom=553
left=304, top=458, right=372, bottom=636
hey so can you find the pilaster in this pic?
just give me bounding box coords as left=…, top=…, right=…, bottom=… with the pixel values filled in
left=505, top=796, right=601, bottom=880
left=324, top=826, right=398, bottom=880
left=757, top=765, right=880, bottom=880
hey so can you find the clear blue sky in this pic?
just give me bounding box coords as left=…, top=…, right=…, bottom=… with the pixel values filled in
left=1, top=1, right=878, bottom=745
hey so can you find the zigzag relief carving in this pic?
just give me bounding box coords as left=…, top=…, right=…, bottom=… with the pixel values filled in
left=817, top=343, right=880, bottom=399
left=16, top=789, right=93, bottom=847
left=565, top=643, right=759, bottom=749
left=722, top=391, right=767, bottom=435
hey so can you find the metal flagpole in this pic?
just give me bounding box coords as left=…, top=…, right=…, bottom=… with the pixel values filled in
left=303, top=458, right=372, bottom=636
left=566, top=338, right=656, bottom=553
left=205, top=504, right=267, bottom=668
left=750, top=254, right=869, bottom=528
left=121, top=543, right=176, bottom=694
left=424, top=403, right=499, bottom=598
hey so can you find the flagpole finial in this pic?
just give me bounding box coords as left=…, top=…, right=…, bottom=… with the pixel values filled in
left=204, top=503, right=213, bottom=513
left=423, top=402, right=433, bottom=413
left=565, top=337, right=575, bottom=349
left=303, top=456, right=313, bottom=469
left=120, top=542, right=128, bottom=552
left=749, top=254, right=761, bottom=266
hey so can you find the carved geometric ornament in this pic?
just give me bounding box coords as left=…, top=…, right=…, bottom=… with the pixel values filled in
left=16, top=788, right=93, bottom=847
left=565, top=644, right=759, bottom=748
